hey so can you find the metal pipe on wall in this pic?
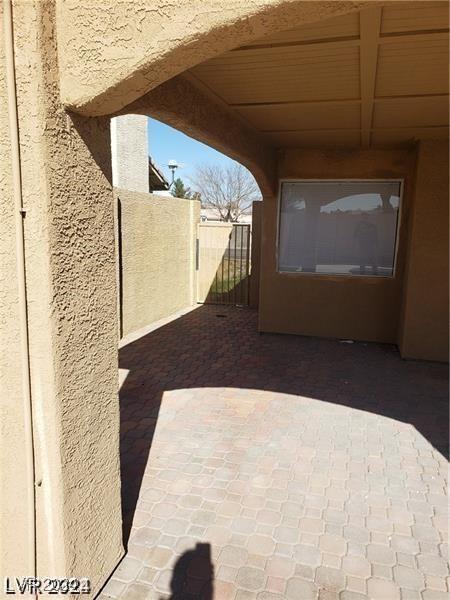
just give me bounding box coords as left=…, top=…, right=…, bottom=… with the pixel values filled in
left=3, top=0, right=37, bottom=581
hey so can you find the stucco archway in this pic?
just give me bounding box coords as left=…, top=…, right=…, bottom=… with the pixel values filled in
left=114, top=75, right=277, bottom=196
left=57, top=0, right=371, bottom=116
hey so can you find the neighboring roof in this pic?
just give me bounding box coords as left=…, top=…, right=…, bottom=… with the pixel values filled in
left=201, top=207, right=252, bottom=223
left=149, top=157, right=169, bottom=191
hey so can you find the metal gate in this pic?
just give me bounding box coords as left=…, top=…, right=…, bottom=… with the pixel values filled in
left=197, top=223, right=251, bottom=305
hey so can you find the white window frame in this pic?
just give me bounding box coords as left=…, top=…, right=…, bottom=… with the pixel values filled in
left=276, top=179, right=404, bottom=279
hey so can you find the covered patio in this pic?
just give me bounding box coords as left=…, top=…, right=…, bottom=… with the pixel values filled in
left=2, top=1, right=448, bottom=594
left=101, top=305, right=448, bottom=599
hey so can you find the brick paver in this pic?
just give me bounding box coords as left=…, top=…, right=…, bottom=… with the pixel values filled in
left=101, top=305, right=448, bottom=600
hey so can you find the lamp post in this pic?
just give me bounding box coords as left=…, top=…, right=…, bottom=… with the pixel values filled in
left=167, top=159, right=179, bottom=188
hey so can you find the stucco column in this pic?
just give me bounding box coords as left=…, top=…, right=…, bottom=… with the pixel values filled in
left=399, top=140, right=449, bottom=362
left=111, top=114, right=149, bottom=193
left=1, top=1, right=123, bottom=593
left=258, top=194, right=278, bottom=332
left=249, top=201, right=262, bottom=309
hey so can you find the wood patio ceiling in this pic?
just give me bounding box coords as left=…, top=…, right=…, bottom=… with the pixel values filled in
left=187, top=2, right=449, bottom=149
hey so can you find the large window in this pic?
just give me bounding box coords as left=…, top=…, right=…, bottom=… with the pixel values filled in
left=278, top=180, right=402, bottom=277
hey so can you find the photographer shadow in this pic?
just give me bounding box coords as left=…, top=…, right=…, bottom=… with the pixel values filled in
left=162, top=543, right=214, bottom=600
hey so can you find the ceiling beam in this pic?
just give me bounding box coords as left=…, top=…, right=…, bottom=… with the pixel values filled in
left=229, top=92, right=449, bottom=110
left=234, top=35, right=360, bottom=52
left=359, top=7, right=382, bottom=147
left=374, top=93, right=449, bottom=102
left=260, top=125, right=449, bottom=134
left=230, top=98, right=360, bottom=108
left=379, top=29, right=449, bottom=43
left=229, top=28, right=448, bottom=54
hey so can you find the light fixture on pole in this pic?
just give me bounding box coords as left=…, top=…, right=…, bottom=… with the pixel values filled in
left=167, top=159, right=179, bottom=187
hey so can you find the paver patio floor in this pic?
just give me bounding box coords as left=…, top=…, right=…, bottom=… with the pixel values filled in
left=101, top=305, right=448, bottom=600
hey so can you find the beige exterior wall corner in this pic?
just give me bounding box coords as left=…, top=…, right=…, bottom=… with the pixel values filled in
left=117, top=189, right=201, bottom=338
left=250, top=201, right=263, bottom=309
left=116, top=75, right=277, bottom=197
left=56, top=0, right=369, bottom=117
left=1, top=1, right=123, bottom=593
left=399, top=140, right=449, bottom=362
left=259, top=147, right=417, bottom=344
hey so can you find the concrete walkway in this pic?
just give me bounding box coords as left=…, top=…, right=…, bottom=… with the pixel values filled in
left=101, top=305, right=448, bottom=600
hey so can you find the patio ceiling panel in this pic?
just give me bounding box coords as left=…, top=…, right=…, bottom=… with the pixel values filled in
left=262, top=129, right=361, bottom=148
left=372, top=96, right=449, bottom=129
left=376, top=37, right=449, bottom=97
left=235, top=102, right=361, bottom=132
left=380, top=1, right=449, bottom=34
left=239, top=11, right=360, bottom=47
left=192, top=45, right=360, bottom=105
left=188, top=2, right=449, bottom=149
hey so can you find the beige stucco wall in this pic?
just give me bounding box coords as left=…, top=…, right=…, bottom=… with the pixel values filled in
left=259, top=148, right=417, bottom=344
left=117, top=189, right=200, bottom=337
left=197, top=222, right=234, bottom=303
left=1, top=1, right=123, bottom=594
left=399, top=140, right=449, bottom=362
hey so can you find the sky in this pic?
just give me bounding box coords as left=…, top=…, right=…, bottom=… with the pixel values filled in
left=147, top=117, right=238, bottom=186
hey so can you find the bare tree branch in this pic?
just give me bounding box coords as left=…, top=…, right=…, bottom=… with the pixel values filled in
left=189, top=163, right=261, bottom=222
